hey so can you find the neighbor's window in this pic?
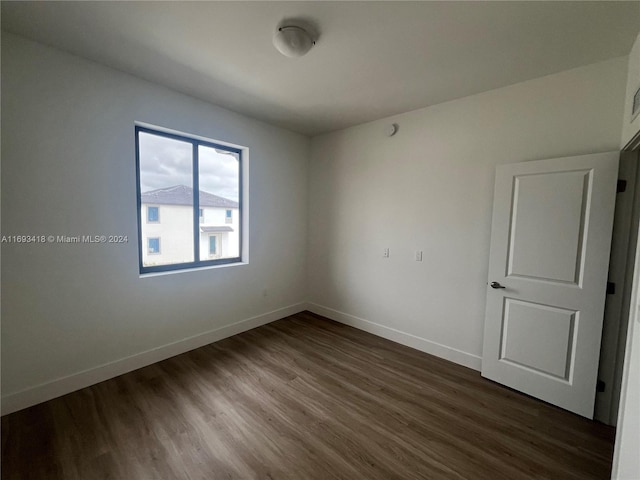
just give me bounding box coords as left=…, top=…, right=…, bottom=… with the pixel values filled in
left=147, top=206, right=159, bottom=223
left=148, top=237, right=160, bottom=254
left=136, top=126, right=242, bottom=273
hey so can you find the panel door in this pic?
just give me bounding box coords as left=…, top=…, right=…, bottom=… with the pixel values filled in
left=481, top=152, right=619, bottom=418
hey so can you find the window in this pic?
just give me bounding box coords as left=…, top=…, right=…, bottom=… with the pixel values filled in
left=209, top=235, right=217, bottom=255
left=148, top=237, right=160, bottom=254
left=136, top=126, right=243, bottom=273
left=147, top=206, right=159, bottom=223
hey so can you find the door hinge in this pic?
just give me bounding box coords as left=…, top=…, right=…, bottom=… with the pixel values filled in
left=607, top=282, right=616, bottom=295
left=597, top=380, right=606, bottom=392
left=617, top=179, right=627, bottom=193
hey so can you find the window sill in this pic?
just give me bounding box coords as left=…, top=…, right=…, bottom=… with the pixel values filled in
left=139, top=260, right=248, bottom=278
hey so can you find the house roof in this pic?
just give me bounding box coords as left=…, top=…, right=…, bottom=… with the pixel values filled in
left=141, top=185, right=238, bottom=208
left=201, top=226, right=234, bottom=233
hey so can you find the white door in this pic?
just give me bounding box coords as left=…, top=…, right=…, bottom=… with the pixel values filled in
left=481, top=152, right=619, bottom=418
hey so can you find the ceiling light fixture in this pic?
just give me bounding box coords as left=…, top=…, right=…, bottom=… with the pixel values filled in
left=273, top=25, right=315, bottom=58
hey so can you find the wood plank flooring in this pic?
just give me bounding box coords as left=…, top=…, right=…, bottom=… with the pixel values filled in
left=2, top=311, right=615, bottom=479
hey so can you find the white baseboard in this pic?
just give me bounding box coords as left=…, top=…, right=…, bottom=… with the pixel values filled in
left=306, top=302, right=482, bottom=371
left=1, top=303, right=306, bottom=416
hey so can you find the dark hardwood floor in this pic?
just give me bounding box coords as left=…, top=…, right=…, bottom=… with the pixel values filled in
left=2, top=311, right=615, bottom=479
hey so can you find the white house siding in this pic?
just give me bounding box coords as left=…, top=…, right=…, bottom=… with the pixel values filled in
left=141, top=204, right=194, bottom=266
left=199, top=206, right=240, bottom=260
left=141, top=204, right=240, bottom=266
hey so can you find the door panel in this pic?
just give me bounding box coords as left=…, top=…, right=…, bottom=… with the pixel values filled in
left=500, top=298, right=576, bottom=380
left=482, top=152, right=619, bottom=418
left=507, top=170, right=590, bottom=284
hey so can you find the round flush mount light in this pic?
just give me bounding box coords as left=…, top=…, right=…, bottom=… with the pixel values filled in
left=273, top=25, right=315, bottom=58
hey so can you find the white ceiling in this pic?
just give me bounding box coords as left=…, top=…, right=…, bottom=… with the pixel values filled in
left=2, top=1, right=639, bottom=136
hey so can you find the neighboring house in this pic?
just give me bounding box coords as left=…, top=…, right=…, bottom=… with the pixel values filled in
left=141, top=185, right=239, bottom=266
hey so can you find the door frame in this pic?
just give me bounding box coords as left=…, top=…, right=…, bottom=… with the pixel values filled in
left=596, top=150, right=640, bottom=425
left=611, top=129, right=640, bottom=478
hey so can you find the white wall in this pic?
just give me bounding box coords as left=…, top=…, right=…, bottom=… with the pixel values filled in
left=142, top=204, right=195, bottom=265
left=0, top=30, right=633, bottom=420
left=201, top=206, right=240, bottom=258
left=1, top=33, right=309, bottom=413
left=307, top=57, right=628, bottom=368
left=622, top=33, right=640, bottom=148
left=202, top=207, right=237, bottom=229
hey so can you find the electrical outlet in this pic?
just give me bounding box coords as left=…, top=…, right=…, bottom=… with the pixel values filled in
left=415, top=250, right=423, bottom=262
left=383, top=247, right=390, bottom=258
